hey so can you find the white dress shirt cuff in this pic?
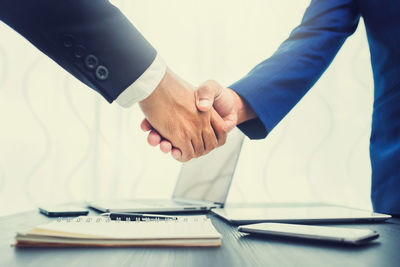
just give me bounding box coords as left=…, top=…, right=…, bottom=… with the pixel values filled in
left=115, top=53, right=167, bottom=108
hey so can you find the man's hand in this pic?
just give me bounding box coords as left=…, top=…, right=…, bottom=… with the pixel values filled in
left=195, top=80, right=238, bottom=132
left=139, top=71, right=227, bottom=162
left=141, top=80, right=256, bottom=159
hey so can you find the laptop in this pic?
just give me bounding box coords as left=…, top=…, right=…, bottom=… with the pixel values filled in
left=211, top=203, right=391, bottom=224
left=90, top=127, right=391, bottom=223
left=88, top=128, right=245, bottom=213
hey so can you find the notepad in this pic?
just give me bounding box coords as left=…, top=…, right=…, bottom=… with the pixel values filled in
left=15, top=216, right=222, bottom=247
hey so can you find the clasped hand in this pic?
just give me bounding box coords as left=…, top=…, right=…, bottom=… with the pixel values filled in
left=139, top=69, right=231, bottom=162
left=139, top=69, right=253, bottom=162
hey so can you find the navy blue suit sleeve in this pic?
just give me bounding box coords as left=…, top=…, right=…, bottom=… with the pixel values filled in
left=0, top=0, right=156, bottom=102
left=230, top=0, right=360, bottom=139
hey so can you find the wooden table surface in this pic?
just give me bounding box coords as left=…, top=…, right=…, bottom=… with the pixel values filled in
left=1, top=209, right=399, bottom=267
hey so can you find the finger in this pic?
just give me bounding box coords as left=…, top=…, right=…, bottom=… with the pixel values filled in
left=178, top=140, right=196, bottom=162
left=171, top=148, right=182, bottom=160
left=191, top=136, right=205, bottom=158
left=210, top=109, right=227, bottom=147
left=140, top=119, right=153, bottom=132
left=199, top=110, right=218, bottom=154
left=147, top=130, right=162, bottom=146
left=195, top=80, right=223, bottom=112
left=202, top=126, right=218, bottom=154
left=160, top=140, right=172, bottom=153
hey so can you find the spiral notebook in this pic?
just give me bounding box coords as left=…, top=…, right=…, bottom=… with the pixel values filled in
left=15, top=216, right=222, bottom=247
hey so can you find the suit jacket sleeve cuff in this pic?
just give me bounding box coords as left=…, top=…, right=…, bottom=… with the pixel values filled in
left=115, top=53, right=167, bottom=108
left=230, top=81, right=270, bottom=140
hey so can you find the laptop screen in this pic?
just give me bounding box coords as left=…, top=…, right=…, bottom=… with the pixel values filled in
left=172, top=128, right=244, bottom=205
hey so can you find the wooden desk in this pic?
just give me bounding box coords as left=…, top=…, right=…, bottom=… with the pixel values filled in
left=1, top=209, right=399, bottom=267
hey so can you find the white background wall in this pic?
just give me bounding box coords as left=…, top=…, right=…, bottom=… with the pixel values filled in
left=0, top=0, right=373, bottom=216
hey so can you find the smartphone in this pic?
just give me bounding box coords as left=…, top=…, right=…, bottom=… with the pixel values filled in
left=238, top=222, right=379, bottom=245
left=39, top=205, right=89, bottom=217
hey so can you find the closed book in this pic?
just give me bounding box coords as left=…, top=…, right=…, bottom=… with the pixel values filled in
left=15, top=216, right=221, bottom=247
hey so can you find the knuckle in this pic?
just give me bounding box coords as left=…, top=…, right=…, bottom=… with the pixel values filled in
left=208, top=141, right=217, bottom=152
left=220, top=124, right=229, bottom=136
left=195, top=145, right=204, bottom=158
left=221, top=123, right=229, bottom=135
left=218, top=135, right=227, bottom=146
left=201, top=84, right=212, bottom=94
left=200, top=81, right=216, bottom=93
left=204, top=140, right=217, bottom=154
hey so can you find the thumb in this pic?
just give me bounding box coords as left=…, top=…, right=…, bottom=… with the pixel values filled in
left=195, top=80, right=223, bottom=112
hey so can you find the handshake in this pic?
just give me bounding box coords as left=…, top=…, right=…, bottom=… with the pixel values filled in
left=138, top=68, right=256, bottom=162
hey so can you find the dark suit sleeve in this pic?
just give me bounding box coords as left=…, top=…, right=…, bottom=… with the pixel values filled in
left=230, top=0, right=360, bottom=139
left=0, top=0, right=157, bottom=102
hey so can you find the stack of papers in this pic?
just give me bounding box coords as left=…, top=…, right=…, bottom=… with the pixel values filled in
left=15, top=216, right=222, bottom=247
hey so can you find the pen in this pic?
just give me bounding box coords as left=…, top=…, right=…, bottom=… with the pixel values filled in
left=100, top=212, right=178, bottom=221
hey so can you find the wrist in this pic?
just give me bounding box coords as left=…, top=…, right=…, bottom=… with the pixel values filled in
left=139, top=68, right=170, bottom=109
left=228, top=88, right=256, bottom=125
